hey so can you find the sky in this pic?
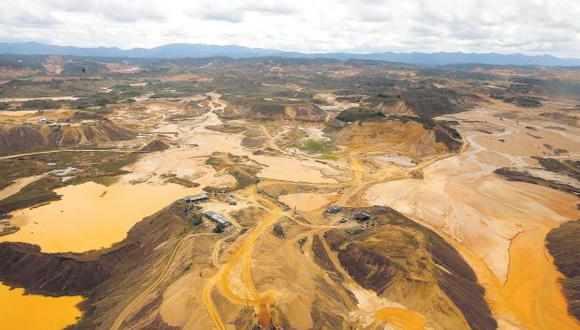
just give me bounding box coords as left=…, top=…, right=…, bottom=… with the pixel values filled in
left=0, top=0, right=579, bottom=57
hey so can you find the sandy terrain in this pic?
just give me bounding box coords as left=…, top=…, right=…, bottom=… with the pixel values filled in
left=0, top=91, right=352, bottom=328
left=253, top=155, right=342, bottom=184
left=1, top=83, right=578, bottom=330
left=279, top=192, right=339, bottom=212
left=0, top=110, right=39, bottom=117
left=366, top=105, right=580, bottom=329
left=314, top=93, right=360, bottom=110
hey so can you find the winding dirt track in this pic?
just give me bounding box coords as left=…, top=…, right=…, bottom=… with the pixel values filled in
left=369, top=109, right=580, bottom=329
left=350, top=155, right=363, bottom=184
left=202, top=187, right=281, bottom=330
left=104, top=93, right=576, bottom=329
left=212, top=219, right=242, bottom=268
left=259, top=126, right=280, bottom=152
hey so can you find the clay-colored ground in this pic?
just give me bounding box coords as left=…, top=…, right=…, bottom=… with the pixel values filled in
left=279, top=192, right=339, bottom=212
left=1, top=88, right=578, bottom=330
left=366, top=104, right=580, bottom=329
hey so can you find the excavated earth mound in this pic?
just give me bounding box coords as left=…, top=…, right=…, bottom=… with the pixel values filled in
left=140, top=139, right=170, bottom=152
left=0, top=202, right=498, bottom=329
left=330, top=115, right=463, bottom=156
left=251, top=103, right=327, bottom=122
left=324, top=206, right=497, bottom=330
left=0, top=119, right=134, bottom=154
left=0, top=242, right=118, bottom=295
left=221, top=100, right=327, bottom=122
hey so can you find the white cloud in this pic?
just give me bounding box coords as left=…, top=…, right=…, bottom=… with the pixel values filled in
left=0, top=0, right=578, bottom=57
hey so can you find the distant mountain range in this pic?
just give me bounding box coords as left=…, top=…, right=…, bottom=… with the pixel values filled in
left=1, top=41, right=579, bottom=67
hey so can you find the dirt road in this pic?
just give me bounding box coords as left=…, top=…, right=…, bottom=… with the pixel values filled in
left=366, top=108, right=580, bottom=329
left=111, top=233, right=213, bottom=330
left=202, top=187, right=281, bottom=329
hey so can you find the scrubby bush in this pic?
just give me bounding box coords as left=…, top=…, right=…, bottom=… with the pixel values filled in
left=20, top=99, right=61, bottom=109
left=191, top=212, right=203, bottom=226
left=336, top=107, right=385, bottom=122
left=300, top=138, right=334, bottom=154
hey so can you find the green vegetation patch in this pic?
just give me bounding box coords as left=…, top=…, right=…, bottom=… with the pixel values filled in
left=535, top=157, right=580, bottom=180
left=69, top=152, right=140, bottom=186
left=336, top=107, right=385, bottom=122
left=285, top=128, right=308, bottom=143
left=241, top=128, right=266, bottom=149
left=502, top=96, right=542, bottom=108
left=284, top=128, right=337, bottom=157
left=299, top=138, right=335, bottom=155
left=0, top=151, right=141, bottom=189
left=546, top=220, right=580, bottom=320
left=0, top=78, right=103, bottom=98
left=273, top=222, right=285, bottom=238
left=20, top=99, right=62, bottom=110
left=161, top=174, right=200, bottom=188
left=0, top=176, right=62, bottom=215
left=71, top=92, right=136, bottom=109
left=511, top=77, right=580, bottom=98
left=401, top=87, right=466, bottom=117
left=0, top=159, right=48, bottom=190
